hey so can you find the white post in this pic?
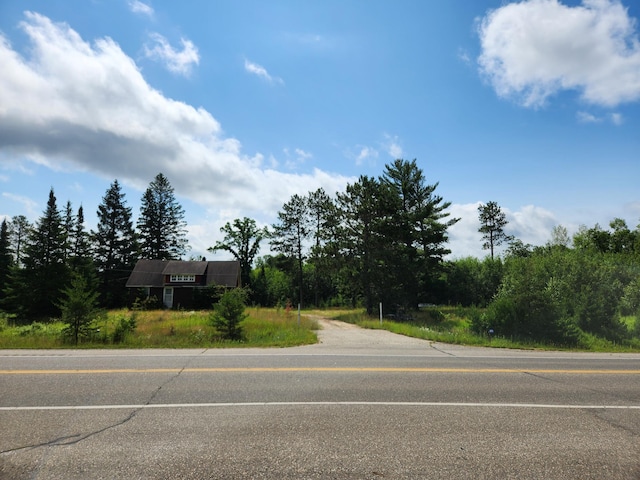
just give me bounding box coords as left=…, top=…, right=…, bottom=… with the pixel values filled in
left=379, top=302, right=383, bottom=325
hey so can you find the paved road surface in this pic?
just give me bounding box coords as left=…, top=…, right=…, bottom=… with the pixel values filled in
left=1, top=318, right=639, bottom=479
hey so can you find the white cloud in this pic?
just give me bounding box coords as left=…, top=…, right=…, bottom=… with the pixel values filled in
left=478, top=0, right=640, bottom=108
left=2, top=192, right=39, bottom=218
left=128, top=0, right=154, bottom=17
left=446, top=202, right=558, bottom=259
left=244, top=59, right=284, bottom=85
left=381, top=133, right=403, bottom=158
left=610, top=112, right=624, bottom=124
left=577, top=111, right=601, bottom=123
left=282, top=147, right=312, bottom=170
left=355, top=146, right=378, bottom=166
left=144, top=32, right=199, bottom=76
left=0, top=12, right=351, bottom=227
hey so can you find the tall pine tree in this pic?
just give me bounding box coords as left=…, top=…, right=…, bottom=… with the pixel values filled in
left=137, top=173, right=188, bottom=260
left=93, top=180, right=138, bottom=308
left=21, top=188, right=70, bottom=318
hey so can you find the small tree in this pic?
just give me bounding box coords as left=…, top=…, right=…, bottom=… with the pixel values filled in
left=210, top=288, right=248, bottom=340
left=59, top=273, right=100, bottom=345
left=478, top=201, right=513, bottom=260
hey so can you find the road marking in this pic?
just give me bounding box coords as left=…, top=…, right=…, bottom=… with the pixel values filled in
left=1, top=367, right=640, bottom=375
left=0, top=401, right=639, bottom=412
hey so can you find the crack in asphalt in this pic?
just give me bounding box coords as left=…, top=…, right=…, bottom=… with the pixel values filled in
left=0, top=351, right=204, bottom=455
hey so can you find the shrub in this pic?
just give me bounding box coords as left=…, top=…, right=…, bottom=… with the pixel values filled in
left=210, top=288, right=248, bottom=340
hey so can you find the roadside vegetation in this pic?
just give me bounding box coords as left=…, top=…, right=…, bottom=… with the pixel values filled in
left=0, top=307, right=318, bottom=349
left=318, top=307, right=640, bottom=353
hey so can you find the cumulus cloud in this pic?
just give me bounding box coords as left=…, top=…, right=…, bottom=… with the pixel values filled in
left=446, top=202, right=558, bottom=258
left=478, top=0, right=640, bottom=108
left=0, top=12, right=351, bottom=221
left=128, top=0, right=154, bottom=17
left=244, top=59, right=284, bottom=85
left=144, top=32, right=199, bottom=76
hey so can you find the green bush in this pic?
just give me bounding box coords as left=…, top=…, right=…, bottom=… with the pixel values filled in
left=210, top=288, right=248, bottom=340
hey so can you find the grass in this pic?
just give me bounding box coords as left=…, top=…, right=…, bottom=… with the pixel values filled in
left=317, top=306, right=640, bottom=353
left=0, top=308, right=318, bottom=349
left=2, top=306, right=639, bottom=352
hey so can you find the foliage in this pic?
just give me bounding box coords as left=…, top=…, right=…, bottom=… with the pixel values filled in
left=137, top=173, right=188, bottom=260
left=478, top=201, right=513, bottom=260
left=208, top=217, right=268, bottom=290
left=20, top=188, right=70, bottom=319
left=210, top=288, right=249, bottom=340
left=58, top=272, right=102, bottom=345
left=93, top=180, right=139, bottom=308
left=111, top=313, right=137, bottom=343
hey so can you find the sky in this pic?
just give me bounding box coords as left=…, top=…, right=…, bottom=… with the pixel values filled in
left=1, top=0, right=639, bottom=261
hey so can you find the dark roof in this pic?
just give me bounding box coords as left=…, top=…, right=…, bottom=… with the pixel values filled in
left=162, top=260, right=207, bottom=275
left=126, top=259, right=241, bottom=288
left=206, top=261, right=241, bottom=288
left=125, top=259, right=165, bottom=287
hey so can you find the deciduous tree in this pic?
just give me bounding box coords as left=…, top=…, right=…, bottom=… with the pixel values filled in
left=208, top=217, right=267, bottom=289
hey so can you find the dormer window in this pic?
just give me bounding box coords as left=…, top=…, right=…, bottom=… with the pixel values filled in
left=170, top=274, right=195, bottom=283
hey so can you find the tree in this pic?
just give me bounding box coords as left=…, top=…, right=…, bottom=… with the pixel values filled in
left=210, top=288, right=248, bottom=340
left=306, top=188, right=340, bottom=306
left=20, top=188, right=70, bottom=318
left=8, top=215, right=31, bottom=267
left=93, top=180, right=139, bottom=307
left=0, top=219, right=13, bottom=306
left=208, top=217, right=267, bottom=289
left=337, top=176, right=388, bottom=314
left=381, top=159, right=459, bottom=308
left=478, top=201, right=513, bottom=260
left=271, top=194, right=310, bottom=308
left=137, top=173, right=188, bottom=260
left=58, top=272, right=100, bottom=345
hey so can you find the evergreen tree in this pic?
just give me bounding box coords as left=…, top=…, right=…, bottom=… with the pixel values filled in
left=0, top=219, right=13, bottom=306
left=93, top=180, right=138, bottom=308
left=306, top=188, right=340, bottom=306
left=8, top=215, right=31, bottom=267
left=59, top=272, right=100, bottom=345
left=208, top=217, right=267, bottom=289
left=21, top=188, right=69, bottom=318
left=137, top=173, right=188, bottom=260
left=271, top=194, right=310, bottom=308
left=478, top=201, right=513, bottom=260
left=336, top=176, right=389, bottom=314
left=381, top=159, right=459, bottom=308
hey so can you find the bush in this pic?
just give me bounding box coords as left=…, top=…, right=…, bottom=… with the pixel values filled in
left=210, top=288, right=248, bottom=340
left=112, top=314, right=137, bottom=343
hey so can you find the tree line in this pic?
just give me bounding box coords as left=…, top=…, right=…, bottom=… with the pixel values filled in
left=2, top=159, right=640, bottom=347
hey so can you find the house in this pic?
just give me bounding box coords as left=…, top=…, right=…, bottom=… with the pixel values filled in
left=126, top=259, right=241, bottom=309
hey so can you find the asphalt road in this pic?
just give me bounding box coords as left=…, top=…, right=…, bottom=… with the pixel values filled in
left=1, top=319, right=639, bottom=479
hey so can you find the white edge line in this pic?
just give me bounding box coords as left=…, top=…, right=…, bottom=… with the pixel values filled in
left=1, top=402, right=639, bottom=411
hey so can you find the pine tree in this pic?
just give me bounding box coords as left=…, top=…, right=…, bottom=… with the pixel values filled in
left=271, top=194, right=310, bottom=308
left=21, top=188, right=70, bottom=318
left=8, top=215, right=31, bottom=267
left=93, top=180, right=138, bottom=308
left=137, top=173, right=188, bottom=260
left=0, top=219, right=13, bottom=306
left=478, top=201, right=513, bottom=260
left=59, top=272, right=100, bottom=345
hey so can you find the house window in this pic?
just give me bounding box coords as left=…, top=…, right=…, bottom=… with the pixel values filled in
left=170, top=274, right=195, bottom=282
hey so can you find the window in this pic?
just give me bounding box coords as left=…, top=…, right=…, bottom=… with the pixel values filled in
left=170, top=274, right=195, bottom=283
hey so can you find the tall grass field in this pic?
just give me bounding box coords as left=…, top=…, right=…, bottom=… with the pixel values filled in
left=0, top=308, right=318, bottom=349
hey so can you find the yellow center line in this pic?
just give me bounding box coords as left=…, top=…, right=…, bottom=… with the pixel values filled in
left=1, top=367, right=639, bottom=375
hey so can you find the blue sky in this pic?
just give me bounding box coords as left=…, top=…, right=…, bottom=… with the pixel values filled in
left=1, top=0, right=639, bottom=260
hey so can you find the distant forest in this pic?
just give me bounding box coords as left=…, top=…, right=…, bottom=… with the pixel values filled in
left=2, top=159, right=640, bottom=346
